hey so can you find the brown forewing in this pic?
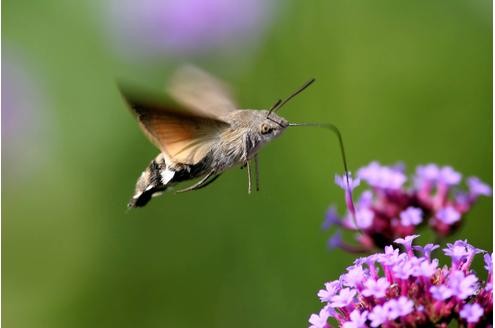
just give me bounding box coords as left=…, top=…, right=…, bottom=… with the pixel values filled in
left=120, top=85, right=229, bottom=165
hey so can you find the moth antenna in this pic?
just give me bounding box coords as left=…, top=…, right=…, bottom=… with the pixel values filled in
left=288, top=122, right=361, bottom=234
left=276, top=78, right=315, bottom=112
left=266, top=99, right=285, bottom=127
left=266, top=78, right=316, bottom=118
left=267, top=99, right=282, bottom=117
left=266, top=99, right=283, bottom=122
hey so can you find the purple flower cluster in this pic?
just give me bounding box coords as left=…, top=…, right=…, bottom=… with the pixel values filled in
left=309, top=235, right=493, bottom=328
left=105, top=0, right=273, bottom=58
left=3, top=50, right=52, bottom=181
left=325, top=162, right=491, bottom=251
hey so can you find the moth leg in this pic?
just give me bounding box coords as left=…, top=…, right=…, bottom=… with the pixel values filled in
left=176, top=171, right=219, bottom=193
left=194, top=173, right=221, bottom=190
left=254, top=154, right=260, bottom=192
left=242, top=134, right=253, bottom=194
left=246, top=161, right=252, bottom=194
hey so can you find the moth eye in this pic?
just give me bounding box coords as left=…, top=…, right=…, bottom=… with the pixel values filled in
left=260, top=123, right=271, bottom=134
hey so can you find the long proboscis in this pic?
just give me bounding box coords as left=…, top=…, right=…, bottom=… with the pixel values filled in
left=288, top=122, right=350, bottom=179
left=288, top=122, right=360, bottom=232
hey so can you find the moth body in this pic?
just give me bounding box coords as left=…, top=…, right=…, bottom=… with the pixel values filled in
left=128, top=109, right=288, bottom=207
left=121, top=65, right=306, bottom=208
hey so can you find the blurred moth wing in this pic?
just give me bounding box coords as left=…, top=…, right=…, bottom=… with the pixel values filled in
left=167, top=65, right=237, bottom=117
left=120, top=81, right=231, bottom=165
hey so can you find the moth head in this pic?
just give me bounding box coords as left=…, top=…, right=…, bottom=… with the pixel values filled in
left=258, top=110, right=289, bottom=139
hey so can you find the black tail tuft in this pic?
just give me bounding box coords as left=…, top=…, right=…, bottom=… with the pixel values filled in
left=128, top=157, right=167, bottom=208
left=128, top=185, right=165, bottom=208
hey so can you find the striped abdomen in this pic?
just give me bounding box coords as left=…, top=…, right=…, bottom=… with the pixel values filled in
left=128, top=153, right=211, bottom=208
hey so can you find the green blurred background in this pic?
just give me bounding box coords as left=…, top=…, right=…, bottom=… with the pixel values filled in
left=3, top=0, right=492, bottom=327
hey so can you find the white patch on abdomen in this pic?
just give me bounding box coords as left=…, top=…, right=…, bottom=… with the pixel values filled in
left=160, top=169, right=175, bottom=185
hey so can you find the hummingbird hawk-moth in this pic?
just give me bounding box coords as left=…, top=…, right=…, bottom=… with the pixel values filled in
left=120, top=66, right=348, bottom=208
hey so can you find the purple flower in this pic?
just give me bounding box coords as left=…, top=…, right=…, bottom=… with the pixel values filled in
left=459, top=303, right=484, bottom=323
left=335, top=173, right=361, bottom=226
left=3, top=51, right=52, bottom=180
left=395, top=296, right=415, bottom=316
left=340, top=208, right=374, bottom=231
left=443, top=241, right=470, bottom=260
left=326, top=162, right=491, bottom=252
left=342, top=310, right=368, bottom=328
left=423, top=243, right=440, bottom=257
left=392, top=259, right=415, bottom=279
left=394, top=235, right=420, bottom=253
left=329, top=288, right=356, bottom=308
left=484, top=253, right=493, bottom=274
left=357, top=162, right=406, bottom=189
left=368, top=305, right=388, bottom=327
left=414, top=163, right=440, bottom=186
left=447, top=271, right=478, bottom=299
left=436, top=206, right=461, bottom=224
left=354, top=208, right=373, bottom=229
left=400, top=207, right=423, bottom=226
left=438, top=166, right=462, bottom=185
left=362, top=277, right=390, bottom=298
left=322, top=206, right=340, bottom=230
left=430, top=285, right=453, bottom=300
left=467, top=177, right=492, bottom=198
left=413, top=243, right=439, bottom=259
left=327, top=231, right=343, bottom=250
left=443, top=240, right=482, bottom=267
left=308, top=306, right=331, bottom=328
left=414, top=259, right=438, bottom=277
left=357, top=190, right=373, bottom=208
left=342, top=265, right=367, bottom=288
left=310, top=237, right=492, bottom=327
left=357, top=162, right=381, bottom=181
left=105, top=0, right=273, bottom=58
left=318, top=281, right=340, bottom=302
left=384, top=297, right=414, bottom=319
left=335, top=173, right=360, bottom=191
left=378, top=246, right=405, bottom=266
